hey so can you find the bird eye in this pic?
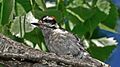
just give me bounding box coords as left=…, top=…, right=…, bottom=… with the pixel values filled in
left=43, top=19, right=48, bottom=22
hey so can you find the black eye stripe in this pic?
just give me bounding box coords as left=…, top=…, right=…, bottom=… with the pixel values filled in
left=43, top=19, right=56, bottom=24
left=44, top=19, right=51, bottom=22
left=43, top=19, right=48, bottom=22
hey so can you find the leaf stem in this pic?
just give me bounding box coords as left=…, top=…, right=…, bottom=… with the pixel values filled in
left=19, top=16, right=22, bottom=37
left=23, top=15, right=26, bottom=35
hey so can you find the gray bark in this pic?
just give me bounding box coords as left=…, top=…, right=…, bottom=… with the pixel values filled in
left=0, top=34, right=109, bottom=67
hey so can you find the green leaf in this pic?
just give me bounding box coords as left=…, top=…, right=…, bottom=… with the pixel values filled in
left=67, top=7, right=94, bottom=22
left=92, top=0, right=98, bottom=7
left=99, top=23, right=116, bottom=32
left=84, top=7, right=107, bottom=37
left=31, top=4, right=43, bottom=19
left=1, top=22, right=24, bottom=43
left=1, top=22, right=13, bottom=37
left=57, top=0, right=65, bottom=11
left=87, top=44, right=116, bottom=61
left=102, top=3, right=118, bottom=29
left=35, top=0, right=46, bottom=11
left=16, top=0, right=32, bottom=13
left=24, top=27, right=46, bottom=50
left=0, top=2, right=2, bottom=16
left=15, top=0, right=32, bottom=16
left=72, top=23, right=87, bottom=37
left=10, top=12, right=36, bottom=38
left=0, top=64, right=4, bottom=67
left=0, top=0, right=15, bottom=25
left=15, top=2, right=26, bottom=16
left=66, top=0, right=84, bottom=8
left=67, top=7, right=107, bottom=37
left=64, top=0, right=74, bottom=6
left=65, top=11, right=83, bottom=33
left=66, top=9, right=84, bottom=23
left=96, top=0, right=111, bottom=15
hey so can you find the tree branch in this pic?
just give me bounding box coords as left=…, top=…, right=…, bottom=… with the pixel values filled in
left=0, top=34, right=109, bottom=67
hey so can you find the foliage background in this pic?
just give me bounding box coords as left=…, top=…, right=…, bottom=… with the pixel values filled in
left=0, top=0, right=119, bottom=62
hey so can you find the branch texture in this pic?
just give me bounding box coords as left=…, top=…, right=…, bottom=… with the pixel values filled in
left=0, top=34, right=109, bottom=67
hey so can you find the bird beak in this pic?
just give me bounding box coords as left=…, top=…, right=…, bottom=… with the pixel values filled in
left=31, top=23, right=40, bottom=26
left=31, top=20, right=43, bottom=26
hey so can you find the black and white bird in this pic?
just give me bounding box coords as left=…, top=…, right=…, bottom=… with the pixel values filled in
left=31, top=16, right=89, bottom=58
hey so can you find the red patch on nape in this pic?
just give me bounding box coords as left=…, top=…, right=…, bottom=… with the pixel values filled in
left=51, top=16, right=56, bottom=20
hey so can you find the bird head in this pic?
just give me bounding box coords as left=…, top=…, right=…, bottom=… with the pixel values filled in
left=31, top=16, right=59, bottom=29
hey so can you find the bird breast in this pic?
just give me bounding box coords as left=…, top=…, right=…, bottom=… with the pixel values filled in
left=43, top=28, right=82, bottom=56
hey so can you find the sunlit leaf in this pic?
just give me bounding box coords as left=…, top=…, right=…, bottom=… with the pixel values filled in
left=99, top=23, right=116, bottom=32
left=10, top=12, right=36, bottom=37
left=15, top=2, right=26, bottom=16
left=91, top=37, right=117, bottom=47
left=102, top=3, right=118, bottom=29
left=96, top=0, right=111, bottom=15
left=66, top=0, right=84, bottom=8
left=35, top=0, right=46, bottom=11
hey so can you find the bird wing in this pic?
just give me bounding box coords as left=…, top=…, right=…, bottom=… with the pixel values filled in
left=47, top=29, right=86, bottom=57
